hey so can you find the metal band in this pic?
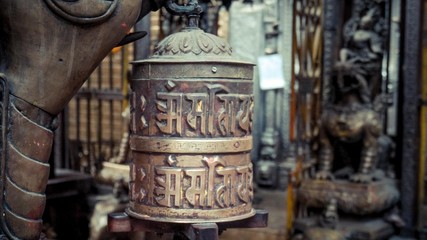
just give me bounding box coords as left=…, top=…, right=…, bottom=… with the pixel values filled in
left=130, top=136, right=253, bottom=153
left=0, top=77, right=53, bottom=239
left=127, top=205, right=255, bottom=223
left=132, top=62, right=254, bottom=80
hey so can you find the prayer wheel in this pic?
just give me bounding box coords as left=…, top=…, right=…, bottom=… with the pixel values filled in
left=127, top=2, right=255, bottom=223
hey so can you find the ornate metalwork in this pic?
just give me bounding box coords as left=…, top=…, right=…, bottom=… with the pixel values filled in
left=1, top=97, right=54, bottom=239
left=0, top=0, right=164, bottom=239
left=165, top=0, right=202, bottom=17
left=316, top=0, right=389, bottom=183
left=127, top=4, right=255, bottom=222
left=294, top=0, right=402, bottom=239
left=152, top=29, right=232, bottom=56
left=315, top=87, right=384, bottom=183
left=293, top=0, right=323, bottom=162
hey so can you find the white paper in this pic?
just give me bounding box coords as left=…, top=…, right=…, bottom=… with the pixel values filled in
left=258, top=54, right=286, bottom=90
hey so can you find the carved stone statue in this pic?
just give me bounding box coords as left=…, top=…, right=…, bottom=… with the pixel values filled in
left=295, top=68, right=400, bottom=240
left=316, top=0, right=388, bottom=184
left=339, top=6, right=385, bottom=64
left=0, top=0, right=164, bottom=239
left=315, top=69, right=383, bottom=183
left=293, top=1, right=401, bottom=239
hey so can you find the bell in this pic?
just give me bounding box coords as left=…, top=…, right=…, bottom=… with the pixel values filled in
left=128, top=1, right=256, bottom=223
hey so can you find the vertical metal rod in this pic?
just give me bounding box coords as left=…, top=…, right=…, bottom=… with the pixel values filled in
left=75, top=97, right=81, bottom=171
left=420, top=51, right=427, bottom=230
left=97, top=64, right=103, bottom=168
left=53, top=113, right=63, bottom=170
left=121, top=46, right=129, bottom=119
left=121, top=47, right=125, bottom=92
left=275, top=89, right=283, bottom=131
left=279, top=0, right=294, bottom=159
left=419, top=15, right=427, bottom=230
left=386, top=0, right=402, bottom=136
left=291, top=0, right=301, bottom=143
left=401, top=0, right=422, bottom=236
left=63, top=106, right=70, bottom=170
left=264, top=91, right=276, bottom=132
left=109, top=54, right=114, bottom=157
left=86, top=77, right=92, bottom=174
left=302, top=0, right=310, bottom=162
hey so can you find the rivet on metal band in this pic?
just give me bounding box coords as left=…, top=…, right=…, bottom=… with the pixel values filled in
left=130, top=136, right=253, bottom=154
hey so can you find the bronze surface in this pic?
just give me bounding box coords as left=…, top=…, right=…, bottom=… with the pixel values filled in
left=0, top=1, right=164, bottom=239
left=128, top=26, right=256, bottom=223
left=0, top=0, right=162, bottom=115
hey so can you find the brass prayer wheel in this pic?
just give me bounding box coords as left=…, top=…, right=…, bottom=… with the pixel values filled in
left=127, top=5, right=255, bottom=223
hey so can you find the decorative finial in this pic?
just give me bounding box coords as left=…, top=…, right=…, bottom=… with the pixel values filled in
left=165, top=0, right=203, bottom=28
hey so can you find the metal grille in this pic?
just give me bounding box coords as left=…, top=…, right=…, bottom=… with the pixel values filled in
left=286, top=0, right=323, bottom=235
left=293, top=0, right=323, bottom=161
left=58, top=46, right=132, bottom=175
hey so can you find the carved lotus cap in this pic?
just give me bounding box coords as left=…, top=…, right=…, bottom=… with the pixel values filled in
left=152, top=28, right=233, bottom=58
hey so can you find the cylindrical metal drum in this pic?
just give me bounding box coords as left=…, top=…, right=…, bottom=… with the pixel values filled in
left=127, top=27, right=255, bottom=223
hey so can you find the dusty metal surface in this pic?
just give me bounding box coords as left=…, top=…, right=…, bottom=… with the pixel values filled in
left=0, top=78, right=54, bottom=240
left=128, top=2, right=256, bottom=223
left=0, top=0, right=163, bottom=115
left=0, top=0, right=164, bottom=239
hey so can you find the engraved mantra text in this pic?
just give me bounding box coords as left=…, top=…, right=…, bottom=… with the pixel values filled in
left=130, top=157, right=253, bottom=209
left=153, top=84, right=253, bottom=136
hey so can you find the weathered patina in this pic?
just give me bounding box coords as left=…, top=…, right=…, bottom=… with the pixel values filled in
left=0, top=0, right=163, bottom=239
left=294, top=0, right=402, bottom=239
left=127, top=5, right=256, bottom=223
